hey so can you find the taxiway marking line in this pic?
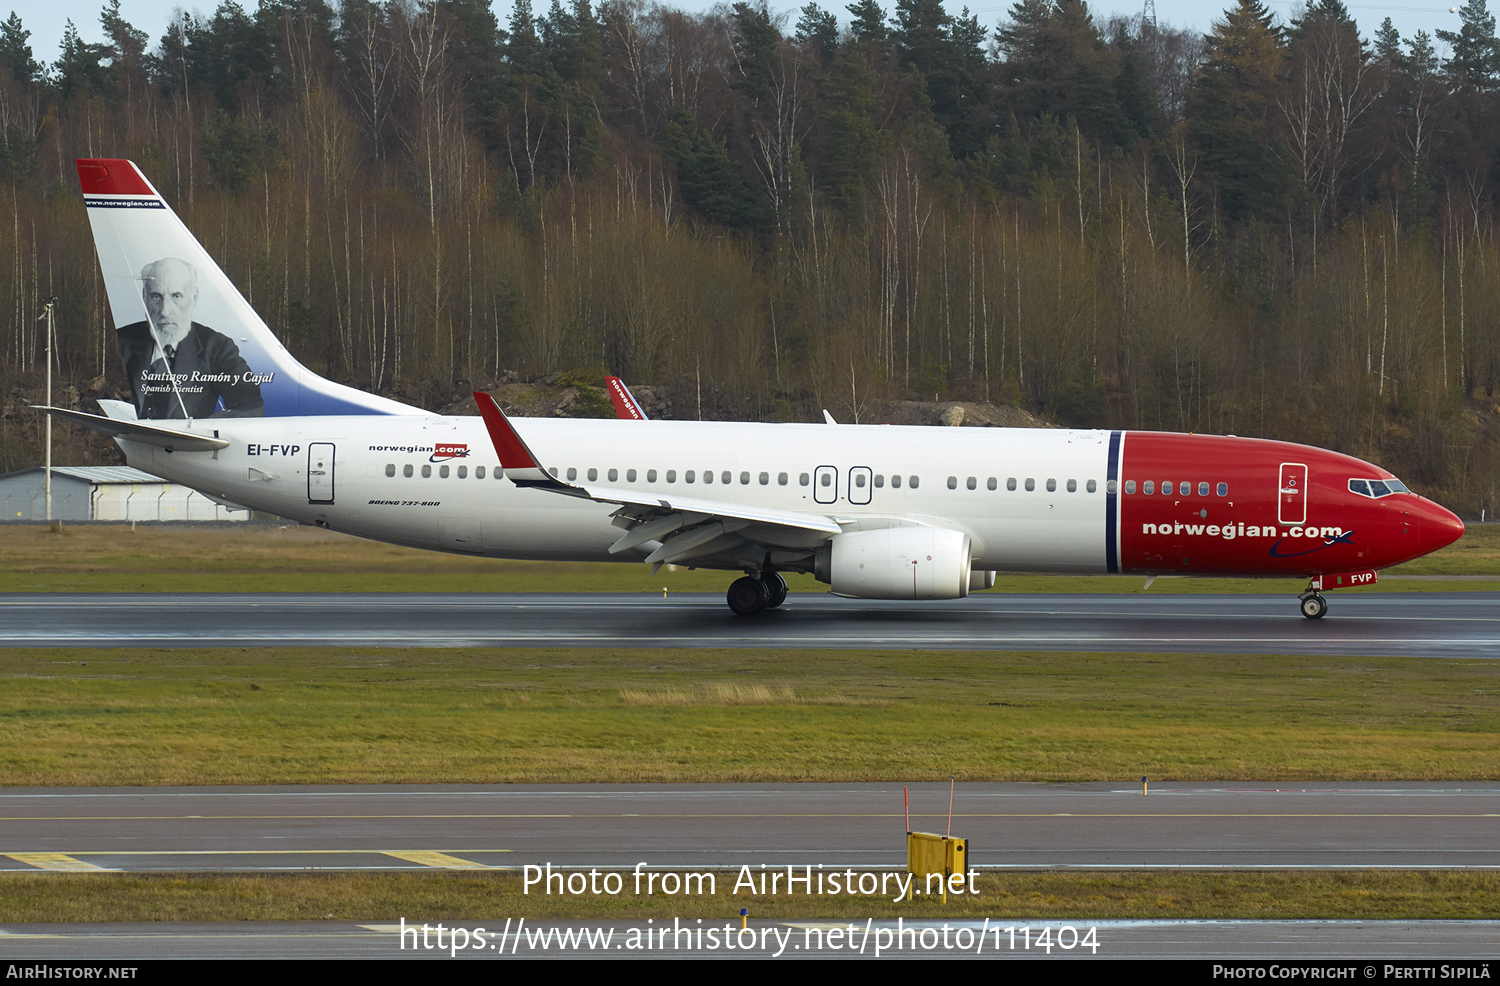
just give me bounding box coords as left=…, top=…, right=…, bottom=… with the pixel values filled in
left=5, top=853, right=105, bottom=871
left=381, top=850, right=489, bottom=868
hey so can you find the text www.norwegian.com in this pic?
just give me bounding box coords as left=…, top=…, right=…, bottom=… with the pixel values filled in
left=398, top=917, right=1100, bottom=956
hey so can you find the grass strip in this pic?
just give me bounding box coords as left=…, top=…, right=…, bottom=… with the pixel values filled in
left=0, top=870, right=1495, bottom=923
left=1, top=647, right=1496, bottom=785
left=0, top=524, right=1496, bottom=593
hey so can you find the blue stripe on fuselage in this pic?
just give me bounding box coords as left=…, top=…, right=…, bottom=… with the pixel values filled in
left=1106, top=430, right=1121, bottom=573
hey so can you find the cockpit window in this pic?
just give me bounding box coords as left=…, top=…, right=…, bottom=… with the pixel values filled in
left=1350, top=478, right=1409, bottom=498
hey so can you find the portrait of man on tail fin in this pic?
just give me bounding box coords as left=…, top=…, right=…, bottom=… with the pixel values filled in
left=118, top=257, right=265, bottom=419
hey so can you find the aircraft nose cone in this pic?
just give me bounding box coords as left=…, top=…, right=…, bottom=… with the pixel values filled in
left=1419, top=501, right=1465, bottom=554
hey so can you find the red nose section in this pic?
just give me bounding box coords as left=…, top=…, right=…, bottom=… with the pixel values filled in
left=1419, top=501, right=1465, bottom=555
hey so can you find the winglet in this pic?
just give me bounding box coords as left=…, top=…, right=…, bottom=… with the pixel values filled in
left=606, top=376, right=649, bottom=420
left=472, top=391, right=565, bottom=487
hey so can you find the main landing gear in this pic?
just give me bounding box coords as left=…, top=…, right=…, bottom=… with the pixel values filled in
left=1298, top=590, right=1328, bottom=620
left=727, top=571, right=788, bottom=616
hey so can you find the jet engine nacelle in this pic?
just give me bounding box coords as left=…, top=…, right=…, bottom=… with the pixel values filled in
left=818, top=527, right=973, bottom=600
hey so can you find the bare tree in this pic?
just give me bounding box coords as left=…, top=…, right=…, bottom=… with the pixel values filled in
left=1278, top=17, right=1382, bottom=229
left=340, top=1, right=397, bottom=160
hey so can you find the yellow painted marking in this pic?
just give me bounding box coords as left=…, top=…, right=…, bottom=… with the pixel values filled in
left=6, top=853, right=104, bottom=871
left=0, top=849, right=513, bottom=857
left=383, top=850, right=488, bottom=868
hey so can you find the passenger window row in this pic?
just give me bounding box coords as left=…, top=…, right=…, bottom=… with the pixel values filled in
left=947, top=476, right=1106, bottom=494
left=554, top=467, right=791, bottom=486
left=385, top=463, right=499, bottom=479
left=380, top=462, right=1149, bottom=500
left=1123, top=480, right=1230, bottom=496
left=381, top=464, right=935, bottom=492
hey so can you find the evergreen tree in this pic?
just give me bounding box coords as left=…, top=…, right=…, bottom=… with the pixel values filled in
left=570, top=0, right=604, bottom=89
left=201, top=109, right=280, bottom=190
left=1188, top=62, right=1289, bottom=223
left=795, top=2, right=838, bottom=63
left=950, top=6, right=987, bottom=70
left=818, top=48, right=887, bottom=220
left=447, top=0, right=505, bottom=143
left=1111, top=27, right=1157, bottom=145
left=892, top=0, right=949, bottom=75
left=539, top=0, right=606, bottom=178
left=729, top=1, right=779, bottom=105
left=1188, top=2, right=1290, bottom=224
left=846, top=0, right=887, bottom=47
left=1288, top=0, right=1356, bottom=40
left=1374, top=16, right=1403, bottom=70
left=658, top=106, right=762, bottom=229
left=997, top=0, right=1107, bottom=122
left=55, top=19, right=111, bottom=99
left=0, top=12, right=40, bottom=84
left=101, top=0, right=155, bottom=95
left=1388, top=27, right=1443, bottom=222
left=541, top=0, right=579, bottom=77
left=1199, top=0, right=1283, bottom=128
left=1437, top=0, right=1499, bottom=89
left=153, top=11, right=192, bottom=97
left=186, top=1, right=274, bottom=111
left=507, top=0, right=547, bottom=86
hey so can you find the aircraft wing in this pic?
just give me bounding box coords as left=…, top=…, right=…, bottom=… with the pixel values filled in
left=473, top=391, right=841, bottom=570
left=33, top=406, right=231, bottom=452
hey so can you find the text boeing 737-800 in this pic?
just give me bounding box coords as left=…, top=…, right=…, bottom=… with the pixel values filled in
left=41, top=158, right=1465, bottom=618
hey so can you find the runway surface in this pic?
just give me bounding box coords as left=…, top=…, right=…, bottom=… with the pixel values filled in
left=2, top=591, right=1498, bottom=656
left=4, top=919, right=1498, bottom=960
left=2, top=783, right=1496, bottom=873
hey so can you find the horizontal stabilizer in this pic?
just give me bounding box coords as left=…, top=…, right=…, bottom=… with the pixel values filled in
left=33, top=406, right=229, bottom=452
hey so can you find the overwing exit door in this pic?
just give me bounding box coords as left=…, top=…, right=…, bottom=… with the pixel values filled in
left=848, top=466, right=872, bottom=505
left=814, top=465, right=839, bottom=504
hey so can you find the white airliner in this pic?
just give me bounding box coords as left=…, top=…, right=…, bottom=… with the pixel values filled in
left=44, top=159, right=1465, bottom=618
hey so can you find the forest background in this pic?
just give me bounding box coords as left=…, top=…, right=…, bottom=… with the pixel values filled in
left=1, top=0, right=1499, bottom=517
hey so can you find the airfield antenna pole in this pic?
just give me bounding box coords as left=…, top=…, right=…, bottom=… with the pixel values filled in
left=946, top=777, right=954, bottom=839
left=904, top=787, right=910, bottom=834
left=38, top=298, right=56, bottom=523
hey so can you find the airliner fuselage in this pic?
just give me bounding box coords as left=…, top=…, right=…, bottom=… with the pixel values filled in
left=66, top=157, right=1465, bottom=619
left=124, top=415, right=1461, bottom=582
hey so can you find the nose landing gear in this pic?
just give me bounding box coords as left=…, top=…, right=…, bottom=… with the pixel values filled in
left=1296, top=570, right=1378, bottom=619
left=1298, top=592, right=1328, bottom=619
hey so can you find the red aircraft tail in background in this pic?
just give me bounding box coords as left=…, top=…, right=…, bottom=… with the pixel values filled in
left=606, top=376, right=648, bottom=420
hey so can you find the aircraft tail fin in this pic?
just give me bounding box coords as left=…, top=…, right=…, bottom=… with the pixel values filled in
left=605, top=376, right=649, bottom=420
left=77, top=159, right=421, bottom=420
